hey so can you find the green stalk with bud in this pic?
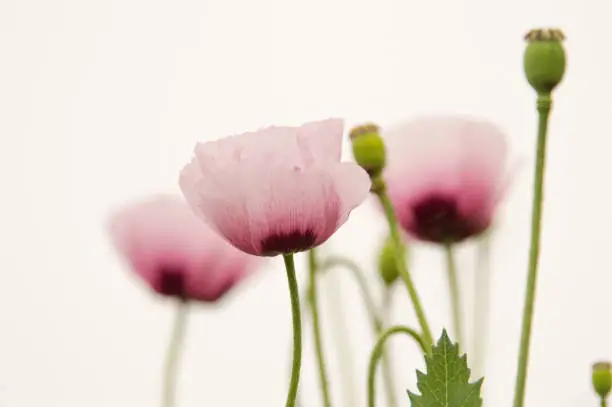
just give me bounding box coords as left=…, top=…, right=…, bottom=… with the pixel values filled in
left=593, top=362, right=612, bottom=407
left=350, top=124, right=434, bottom=352
left=513, top=28, right=566, bottom=407
left=376, top=236, right=407, bottom=407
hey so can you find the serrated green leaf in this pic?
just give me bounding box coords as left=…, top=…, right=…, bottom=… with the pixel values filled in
left=407, top=330, right=483, bottom=407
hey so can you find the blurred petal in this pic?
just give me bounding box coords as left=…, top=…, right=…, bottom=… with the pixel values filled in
left=107, top=195, right=258, bottom=301
left=383, top=116, right=509, bottom=243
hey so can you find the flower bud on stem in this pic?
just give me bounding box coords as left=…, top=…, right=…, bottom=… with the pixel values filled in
left=350, top=123, right=434, bottom=352
left=378, top=236, right=402, bottom=287
left=593, top=362, right=612, bottom=407
left=373, top=180, right=434, bottom=351
left=350, top=124, right=386, bottom=177
left=513, top=28, right=566, bottom=407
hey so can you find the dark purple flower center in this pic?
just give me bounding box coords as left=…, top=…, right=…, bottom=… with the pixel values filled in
left=155, top=266, right=187, bottom=298
left=411, top=195, right=484, bottom=243
left=260, top=229, right=317, bottom=256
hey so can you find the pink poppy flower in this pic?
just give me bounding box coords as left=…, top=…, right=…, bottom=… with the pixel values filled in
left=179, top=118, right=371, bottom=257
left=384, top=116, right=509, bottom=244
left=108, top=195, right=257, bottom=301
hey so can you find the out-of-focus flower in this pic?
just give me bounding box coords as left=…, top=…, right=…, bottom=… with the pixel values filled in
left=108, top=195, right=257, bottom=301
left=179, top=118, right=371, bottom=257
left=384, top=116, right=508, bottom=244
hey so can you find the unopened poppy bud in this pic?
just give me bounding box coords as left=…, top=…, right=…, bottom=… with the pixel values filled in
left=524, top=28, right=566, bottom=95
left=378, top=236, right=408, bottom=286
left=592, top=361, right=612, bottom=399
left=350, top=123, right=386, bottom=177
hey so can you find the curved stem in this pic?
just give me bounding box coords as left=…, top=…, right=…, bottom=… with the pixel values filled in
left=602, top=397, right=608, bottom=407
left=320, top=257, right=396, bottom=405
left=512, top=94, right=551, bottom=407
left=444, top=243, right=463, bottom=348
left=380, top=287, right=399, bottom=407
left=324, top=265, right=359, bottom=407
left=367, top=326, right=427, bottom=407
left=162, top=300, right=189, bottom=407
left=320, top=257, right=382, bottom=332
left=283, top=254, right=303, bottom=407
left=472, top=232, right=492, bottom=378
left=375, top=186, right=434, bottom=351
left=308, top=250, right=333, bottom=407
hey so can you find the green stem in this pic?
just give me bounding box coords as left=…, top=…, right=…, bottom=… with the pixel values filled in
left=283, top=254, right=303, bottom=407
left=308, top=250, right=333, bottom=407
left=320, top=257, right=381, bottom=332
left=324, top=264, right=359, bottom=407
left=293, top=290, right=310, bottom=407
left=472, top=233, right=492, bottom=378
left=444, top=243, right=463, bottom=348
left=602, top=397, right=607, bottom=407
left=320, top=256, right=396, bottom=407
left=512, top=94, right=551, bottom=407
left=380, top=287, right=399, bottom=407
left=162, top=300, right=189, bottom=407
left=376, top=185, right=434, bottom=351
left=367, top=326, right=427, bottom=407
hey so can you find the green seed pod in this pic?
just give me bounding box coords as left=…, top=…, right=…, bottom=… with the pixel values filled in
left=592, top=361, right=612, bottom=399
left=524, top=28, right=566, bottom=95
left=350, top=123, right=386, bottom=177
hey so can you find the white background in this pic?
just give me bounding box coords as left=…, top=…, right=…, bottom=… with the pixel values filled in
left=1, top=0, right=611, bottom=406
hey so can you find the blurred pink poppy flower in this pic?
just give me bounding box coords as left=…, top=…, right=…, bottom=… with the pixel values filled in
left=384, top=116, right=509, bottom=244
left=180, top=118, right=371, bottom=257
left=108, top=195, right=258, bottom=301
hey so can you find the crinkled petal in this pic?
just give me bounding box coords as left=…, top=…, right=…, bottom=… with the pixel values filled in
left=197, top=125, right=303, bottom=170
left=179, top=158, right=206, bottom=220
left=192, top=118, right=343, bottom=175
left=296, top=118, right=344, bottom=164
left=327, top=162, right=371, bottom=226
left=180, top=118, right=360, bottom=256
left=180, top=165, right=258, bottom=255
left=244, top=165, right=342, bottom=255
